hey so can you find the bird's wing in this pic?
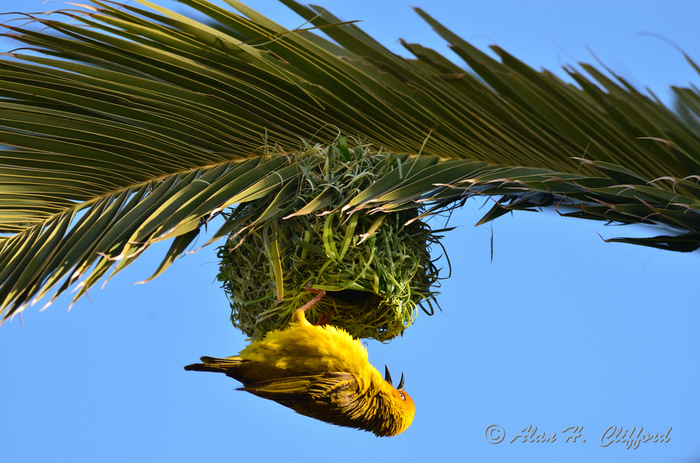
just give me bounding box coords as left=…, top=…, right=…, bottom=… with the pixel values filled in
left=239, top=375, right=317, bottom=401
left=241, top=372, right=360, bottom=412
left=242, top=372, right=378, bottom=432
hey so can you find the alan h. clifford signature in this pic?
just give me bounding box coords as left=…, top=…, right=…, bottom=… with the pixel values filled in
left=485, top=424, right=672, bottom=449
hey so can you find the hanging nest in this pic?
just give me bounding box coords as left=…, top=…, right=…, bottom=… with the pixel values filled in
left=217, top=140, right=450, bottom=342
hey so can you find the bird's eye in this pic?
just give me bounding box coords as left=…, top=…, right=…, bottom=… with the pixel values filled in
left=399, top=392, right=405, bottom=401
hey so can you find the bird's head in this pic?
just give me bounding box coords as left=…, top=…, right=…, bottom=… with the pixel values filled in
left=374, top=366, right=415, bottom=437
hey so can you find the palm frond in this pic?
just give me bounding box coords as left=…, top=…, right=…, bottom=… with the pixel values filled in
left=1, top=0, right=700, bottom=323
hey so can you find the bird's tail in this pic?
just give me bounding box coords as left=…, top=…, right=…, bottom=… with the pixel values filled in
left=184, top=356, right=241, bottom=374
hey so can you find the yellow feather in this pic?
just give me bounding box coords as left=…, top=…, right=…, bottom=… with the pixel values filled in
left=185, top=310, right=414, bottom=437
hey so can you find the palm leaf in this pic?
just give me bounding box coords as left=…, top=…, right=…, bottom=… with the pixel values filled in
left=1, top=0, right=700, bottom=323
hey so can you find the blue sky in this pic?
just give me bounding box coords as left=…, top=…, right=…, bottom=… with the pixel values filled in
left=2, top=1, right=700, bottom=462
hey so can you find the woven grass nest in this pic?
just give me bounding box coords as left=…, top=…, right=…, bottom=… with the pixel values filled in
left=217, top=140, right=448, bottom=342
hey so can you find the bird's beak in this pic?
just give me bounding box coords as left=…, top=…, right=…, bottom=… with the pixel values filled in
left=397, top=372, right=405, bottom=391
left=384, top=365, right=393, bottom=386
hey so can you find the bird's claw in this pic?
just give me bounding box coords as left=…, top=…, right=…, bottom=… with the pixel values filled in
left=315, top=309, right=335, bottom=326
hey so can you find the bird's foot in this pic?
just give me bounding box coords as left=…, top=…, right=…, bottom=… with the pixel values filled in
left=294, top=282, right=327, bottom=314
left=315, top=309, right=335, bottom=326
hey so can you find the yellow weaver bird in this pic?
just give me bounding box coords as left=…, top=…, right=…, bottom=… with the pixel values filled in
left=184, top=296, right=415, bottom=437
